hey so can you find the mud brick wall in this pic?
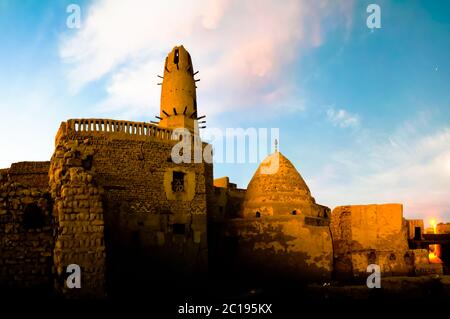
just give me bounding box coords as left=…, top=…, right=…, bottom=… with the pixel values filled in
left=407, top=219, right=425, bottom=239
left=0, top=182, right=53, bottom=289
left=331, top=204, right=412, bottom=280
left=55, top=124, right=212, bottom=288
left=7, top=161, right=50, bottom=191
left=214, top=216, right=333, bottom=283
left=50, top=140, right=106, bottom=298
left=0, top=168, right=8, bottom=182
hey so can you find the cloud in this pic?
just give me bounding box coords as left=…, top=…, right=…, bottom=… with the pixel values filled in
left=59, top=0, right=354, bottom=120
left=310, top=120, right=450, bottom=221
left=326, top=107, right=360, bottom=128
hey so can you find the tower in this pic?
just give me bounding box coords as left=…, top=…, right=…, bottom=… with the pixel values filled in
left=157, top=45, right=202, bottom=134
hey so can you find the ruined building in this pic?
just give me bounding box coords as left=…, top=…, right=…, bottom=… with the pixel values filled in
left=0, top=46, right=447, bottom=298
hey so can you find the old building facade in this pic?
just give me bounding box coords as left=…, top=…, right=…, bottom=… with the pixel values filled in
left=0, top=46, right=443, bottom=297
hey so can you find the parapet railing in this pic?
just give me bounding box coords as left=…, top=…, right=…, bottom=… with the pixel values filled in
left=56, top=119, right=179, bottom=145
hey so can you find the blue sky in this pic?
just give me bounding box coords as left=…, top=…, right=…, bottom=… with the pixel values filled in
left=0, top=0, right=449, bottom=222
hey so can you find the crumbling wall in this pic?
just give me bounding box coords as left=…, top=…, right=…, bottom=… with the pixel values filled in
left=54, top=121, right=211, bottom=289
left=7, top=162, right=50, bottom=191
left=218, top=216, right=333, bottom=282
left=0, top=181, right=53, bottom=289
left=407, top=219, right=425, bottom=239
left=331, top=204, right=415, bottom=280
left=437, top=223, right=450, bottom=234
left=211, top=177, right=246, bottom=220
left=49, top=139, right=106, bottom=298
left=0, top=168, right=8, bottom=182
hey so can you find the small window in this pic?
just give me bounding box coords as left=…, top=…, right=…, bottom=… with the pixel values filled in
left=291, top=210, right=297, bottom=215
left=173, top=48, right=179, bottom=67
left=172, top=171, right=185, bottom=192
left=173, top=223, right=185, bottom=235
left=389, top=253, right=396, bottom=261
left=23, top=203, right=45, bottom=230
left=367, top=251, right=376, bottom=264
left=414, top=226, right=421, bottom=240
left=255, top=211, right=261, bottom=218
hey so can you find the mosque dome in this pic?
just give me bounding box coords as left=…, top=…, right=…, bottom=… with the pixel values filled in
left=240, top=151, right=320, bottom=218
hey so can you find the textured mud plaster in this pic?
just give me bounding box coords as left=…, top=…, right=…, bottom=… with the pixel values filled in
left=0, top=182, right=54, bottom=289
left=225, top=216, right=333, bottom=282
left=331, top=204, right=412, bottom=278
left=240, top=152, right=329, bottom=219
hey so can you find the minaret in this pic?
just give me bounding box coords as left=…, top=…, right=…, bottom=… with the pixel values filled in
left=157, top=45, right=201, bottom=134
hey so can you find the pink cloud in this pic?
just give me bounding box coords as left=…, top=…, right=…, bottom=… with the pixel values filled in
left=59, top=0, right=354, bottom=119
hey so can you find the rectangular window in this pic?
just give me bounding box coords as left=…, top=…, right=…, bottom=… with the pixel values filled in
left=173, top=223, right=185, bottom=235
left=414, top=227, right=421, bottom=240
left=172, top=171, right=185, bottom=192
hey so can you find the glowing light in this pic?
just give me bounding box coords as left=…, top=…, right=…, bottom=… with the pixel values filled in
left=429, top=219, right=437, bottom=234
left=429, top=244, right=443, bottom=264
left=428, top=218, right=443, bottom=263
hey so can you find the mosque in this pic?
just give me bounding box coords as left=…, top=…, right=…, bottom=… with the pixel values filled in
left=0, top=46, right=447, bottom=298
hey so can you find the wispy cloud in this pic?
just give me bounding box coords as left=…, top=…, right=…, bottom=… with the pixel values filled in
left=326, top=107, right=360, bottom=128
left=59, top=0, right=354, bottom=120
left=310, top=115, right=450, bottom=221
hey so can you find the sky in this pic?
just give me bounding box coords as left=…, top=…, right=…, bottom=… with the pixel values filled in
left=0, top=0, right=449, bottom=223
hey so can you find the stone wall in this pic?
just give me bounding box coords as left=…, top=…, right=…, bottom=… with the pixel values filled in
left=49, top=139, right=106, bottom=297
left=331, top=204, right=415, bottom=280
left=0, top=168, right=8, bottom=182
left=211, top=177, right=246, bottom=220
left=55, top=120, right=212, bottom=290
left=407, top=219, right=424, bottom=239
left=6, top=161, right=50, bottom=191
left=0, top=181, right=54, bottom=289
left=437, top=223, right=450, bottom=234
left=214, top=216, right=333, bottom=283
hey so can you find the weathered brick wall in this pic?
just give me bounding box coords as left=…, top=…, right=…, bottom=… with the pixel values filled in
left=437, top=223, right=450, bottom=234
left=0, top=181, right=54, bottom=289
left=407, top=219, right=424, bottom=239
left=215, top=216, right=333, bottom=283
left=211, top=186, right=246, bottom=220
left=7, top=162, right=50, bottom=191
left=49, top=139, right=106, bottom=298
left=55, top=123, right=211, bottom=290
left=331, top=204, right=415, bottom=280
left=0, top=168, right=8, bottom=182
